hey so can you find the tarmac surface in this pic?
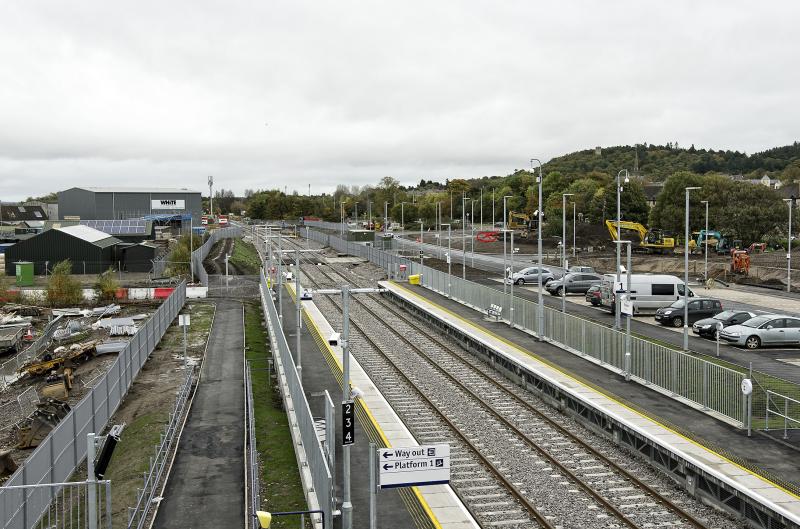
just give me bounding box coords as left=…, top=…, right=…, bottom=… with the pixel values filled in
left=474, top=276, right=800, bottom=384
left=401, top=283, right=800, bottom=491
left=278, top=290, right=433, bottom=529
left=153, top=298, right=245, bottom=529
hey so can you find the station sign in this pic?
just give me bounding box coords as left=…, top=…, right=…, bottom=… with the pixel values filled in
left=378, top=444, right=450, bottom=489
left=342, top=400, right=355, bottom=445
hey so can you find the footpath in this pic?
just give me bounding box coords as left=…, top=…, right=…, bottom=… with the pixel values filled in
left=153, top=299, right=245, bottom=529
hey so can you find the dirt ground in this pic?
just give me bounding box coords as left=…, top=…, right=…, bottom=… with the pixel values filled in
left=0, top=300, right=168, bottom=480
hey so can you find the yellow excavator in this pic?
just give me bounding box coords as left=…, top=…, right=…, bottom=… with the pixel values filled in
left=605, top=220, right=676, bottom=253
left=508, top=211, right=537, bottom=238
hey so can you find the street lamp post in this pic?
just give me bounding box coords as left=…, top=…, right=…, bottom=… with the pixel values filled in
left=562, top=193, right=574, bottom=270
left=509, top=230, right=516, bottom=327
left=384, top=201, right=388, bottom=233
left=480, top=187, right=484, bottom=229
left=400, top=202, right=406, bottom=231
left=615, top=169, right=630, bottom=330
left=532, top=159, right=545, bottom=340
left=572, top=202, right=576, bottom=258
left=462, top=196, right=471, bottom=280
left=502, top=195, right=513, bottom=296
left=442, top=223, right=452, bottom=296
left=786, top=198, right=794, bottom=293
left=701, top=200, right=709, bottom=281
left=684, top=186, right=702, bottom=350
left=615, top=240, right=633, bottom=380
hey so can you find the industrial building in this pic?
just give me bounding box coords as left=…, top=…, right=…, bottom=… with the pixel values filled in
left=58, top=187, right=202, bottom=220
left=44, top=219, right=155, bottom=243
left=4, top=225, right=121, bottom=275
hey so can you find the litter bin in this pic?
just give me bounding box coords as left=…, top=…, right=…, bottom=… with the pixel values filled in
left=409, top=274, right=421, bottom=285
left=15, top=261, right=34, bottom=287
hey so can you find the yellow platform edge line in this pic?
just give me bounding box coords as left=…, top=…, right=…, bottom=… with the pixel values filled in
left=389, top=280, right=800, bottom=501
left=297, top=285, right=444, bottom=529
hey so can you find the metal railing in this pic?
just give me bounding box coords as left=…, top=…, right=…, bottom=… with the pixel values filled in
left=765, top=390, right=800, bottom=440
left=0, top=481, right=112, bottom=529
left=245, top=362, right=260, bottom=529
left=1, top=316, right=63, bottom=392
left=259, top=270, right=333, bottom=528
left=190, top=227, right=243, bottom=287
left=302, top=227, right=749, bottom=427
left=1, top=283, right=187, bottom=529
left=126, top=365, right=194, bottom=529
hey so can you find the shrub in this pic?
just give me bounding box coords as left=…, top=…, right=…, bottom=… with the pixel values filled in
left=47, top=260, right=83, bottom=306
left=94, top=268, right=119, bottom=302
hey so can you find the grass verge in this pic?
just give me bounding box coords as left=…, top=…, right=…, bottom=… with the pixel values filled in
left=102, top=302, right=215, bottom=528
left=231, top=239, right=262, bottom=275
left=245, top=301, right=309, bottom=528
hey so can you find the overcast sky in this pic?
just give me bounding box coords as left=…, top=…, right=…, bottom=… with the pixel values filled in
left=1, top=1, right=799, bottom=201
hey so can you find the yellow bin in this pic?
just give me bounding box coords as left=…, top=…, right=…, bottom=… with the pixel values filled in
left=409, top=274, right=421, bottom=285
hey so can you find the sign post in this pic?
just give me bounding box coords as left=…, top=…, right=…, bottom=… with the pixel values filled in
left=378, top=444, right=450, bottom=489
left=342, top=400, right=355, bottom=446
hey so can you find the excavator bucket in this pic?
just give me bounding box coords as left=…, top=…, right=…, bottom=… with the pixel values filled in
left=15, top=399, right=71, bottom=449
left=0, top=449, right=17, bottom=477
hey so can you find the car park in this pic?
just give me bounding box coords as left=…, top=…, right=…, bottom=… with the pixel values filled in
left=508, top=266, right=555, bottom=285
left=654, top=298, right=723, bottom=327
left=692, top=310, right=756, bottom=338
left=720, top=315, right=800, bottom=349
left=546, top=272, right=604, bottom=296
left=599, top=274, right=694, bottom=314
left=585, top=284, right=602, bottom=306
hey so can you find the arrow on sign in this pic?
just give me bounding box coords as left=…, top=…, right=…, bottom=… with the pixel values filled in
left=382, top=452, right=391, bottom=459
left=383, top=464, right=392, bottom=471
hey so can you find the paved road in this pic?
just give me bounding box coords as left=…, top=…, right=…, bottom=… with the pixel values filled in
left=474, top=278, right=800, bottom=383
left=153, top=299, right=244, bottom=529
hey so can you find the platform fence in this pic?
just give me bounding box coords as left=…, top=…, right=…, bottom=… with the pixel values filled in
left=259, top=269, right=333, bottom=529
left=245, top=362, right=261, bottom=529
left=302, top=225, right=749, bottom=427
left=0, top=481, right=112, bottom=529
left=190, top=227, right=242, bottom=287
left=0, top=283, right=186, bottom=529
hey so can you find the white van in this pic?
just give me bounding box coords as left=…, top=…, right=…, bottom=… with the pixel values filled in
left=599, top=274, right=695, bottom=315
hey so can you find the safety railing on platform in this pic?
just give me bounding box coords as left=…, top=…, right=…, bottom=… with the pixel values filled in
left=126, top=364, right=194, bottom=529
left=259, top=270, right=333, bottom=528
left=765, top=390, right=800, bottom=440
left=1, top=283, right=187, bottom=529
left=302, top=226, right=749, bottom=427
left=245, top=362, right=260, bottom=529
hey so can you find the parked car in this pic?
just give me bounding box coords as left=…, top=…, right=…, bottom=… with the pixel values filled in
left=568, top=265, right=595, bottom=274
left=692, top=310, right=756, bottom=338
left=508, top=266, right=555, bottom=285
left=546, top=272, right=604, bottom=296
left=585, top=284, right=602, bottom=306
left=599, top=274, right=695, bottom=314
left=654, top=298, right=723, bottom=327
left=720, top=315, right=800, bottom=349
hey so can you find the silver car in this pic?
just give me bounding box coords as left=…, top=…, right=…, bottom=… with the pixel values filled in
left=719, top=314, right=800, bottom=349
left=507, top=266, right=555, bottom=285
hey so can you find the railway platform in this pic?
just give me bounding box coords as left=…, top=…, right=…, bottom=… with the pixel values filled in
left=381, top=280, right=800, bottom=529
left=279, top=285, right=479, bottom=529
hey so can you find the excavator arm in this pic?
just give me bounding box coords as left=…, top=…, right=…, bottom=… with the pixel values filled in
left=605, top=220, right=647, bottom=244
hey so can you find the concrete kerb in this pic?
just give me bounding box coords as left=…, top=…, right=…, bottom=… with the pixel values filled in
left=145, top=301, right=217, bottom=529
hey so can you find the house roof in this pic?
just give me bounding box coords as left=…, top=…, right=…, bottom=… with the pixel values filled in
left=55, top=225, right=120, bottom=248
left=0, top=204, right=48, bottom=222
left=45, top=219, right=153, bottom=236
left=68, top=187, right=202, bottom=194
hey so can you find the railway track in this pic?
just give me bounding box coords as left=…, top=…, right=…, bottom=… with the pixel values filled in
left=303, top=262, right=719, bottom=529
left=274, top=235, right=731, bottom=528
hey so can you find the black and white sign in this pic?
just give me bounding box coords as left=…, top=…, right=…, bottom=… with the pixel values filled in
left=378, top=444, right=450, bottom=489
left=342, top=400, right=355, bottom=446
left=151, top=199, right=186, bottom=210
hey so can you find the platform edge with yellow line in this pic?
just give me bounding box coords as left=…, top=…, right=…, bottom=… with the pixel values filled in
left=286, top=282, right=479, bottom=529
left=383, top=280, right=800, bottom=527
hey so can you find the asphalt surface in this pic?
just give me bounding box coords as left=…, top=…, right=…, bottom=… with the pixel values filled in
left=153, top=299, right=245, bottom=529
left=402, top=284, right=800, bottom=488
left=470, top=277, right=800, bottom=384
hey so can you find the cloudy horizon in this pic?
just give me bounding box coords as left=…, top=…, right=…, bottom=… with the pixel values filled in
left=2, top=1, right=799, bottom=201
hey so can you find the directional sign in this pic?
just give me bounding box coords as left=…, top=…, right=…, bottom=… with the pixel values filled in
left=378, top=444, right=450, bottom=489
left=342, top=400, right=355, bottom=446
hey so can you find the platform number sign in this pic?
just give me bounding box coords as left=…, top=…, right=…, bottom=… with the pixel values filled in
left=342, top=400, right=355, bottom=446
